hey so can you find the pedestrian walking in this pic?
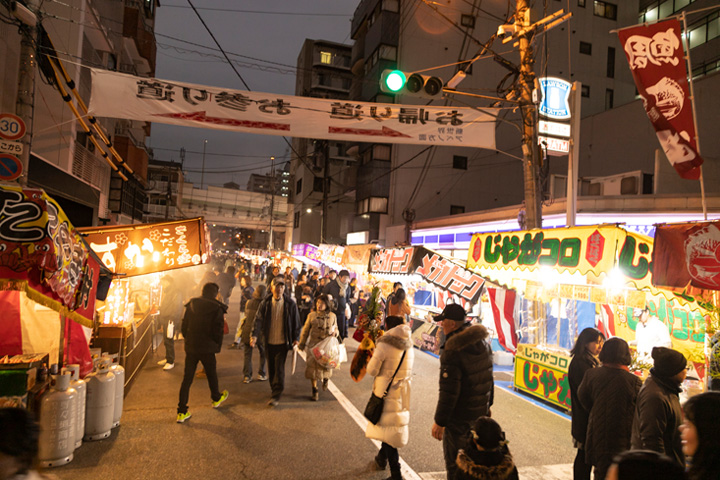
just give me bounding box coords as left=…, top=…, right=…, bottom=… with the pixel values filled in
left=324, top=269, right=351, bottom=340
left=631, top=346, right=688, bottom=467
left=606, top=450, right=685, bottom=480
left=157, top=275, right=185, bottom=371
left=680, top=391, right=720, bottom=480
left=284, top=266, right=294, bottom=294
left=230, top=275, right=254, bottom=349
left=252, top=276, right=301, bottom=407
left=577, top=337, right=642, bottom=480
left=367, top=315, right=414, bottom=480
left=384, top=282, right=403, bottom=318
left=266, top=265, right=279, bottom=287
left=568, top=327, right=605, bottom=480
left=298, top=294, right=338, bottom=401
left=455, top=416, right=519, bottom=480
left=348, top=277, right=359, bottom=328
left=431, top=304, right=494, bottom=480
left=240, top=284, right=267, bottom=383
left=217, top=266, right=237, bottom=304
left=0, top=407, right=58, bottom=480
left=387, top=288, right=411, bottom=320
left=176, top=282, right=229, bottom=423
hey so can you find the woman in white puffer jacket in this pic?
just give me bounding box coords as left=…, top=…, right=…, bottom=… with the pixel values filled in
left=365, top=315, right=415, bottom=480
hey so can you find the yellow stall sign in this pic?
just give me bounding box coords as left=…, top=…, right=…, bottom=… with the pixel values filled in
left=514, top=344, right=572, bottom=411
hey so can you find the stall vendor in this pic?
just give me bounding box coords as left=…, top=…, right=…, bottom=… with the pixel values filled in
left=632, top=307, right=672, bottom=360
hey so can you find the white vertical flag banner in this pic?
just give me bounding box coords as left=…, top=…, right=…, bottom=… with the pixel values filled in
left=89, top=69, right=497, bottom=149
left=487, top=287, right=518, bottom=353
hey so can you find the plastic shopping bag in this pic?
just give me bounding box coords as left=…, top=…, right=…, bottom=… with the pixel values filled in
left=311, top=336, right=340, bottom=369
left=337, top=343, right=348, bottom=366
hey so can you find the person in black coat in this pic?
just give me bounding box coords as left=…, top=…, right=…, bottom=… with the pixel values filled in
left=323, top=269, right=350, bottom=340
left=431, top=304, right=494, bottom=480
left=568, top=327, right=605, bottom=480
left=578, top=337, right=642, bottom=480
left=177, top=282, right=229, bottom=422
left=631, top=347, right=688, bottom=468
left=252, top=276, right=301, bottom=406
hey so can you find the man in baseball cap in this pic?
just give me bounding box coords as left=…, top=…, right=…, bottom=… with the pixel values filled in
left=431, top=303, right=494, bottom=479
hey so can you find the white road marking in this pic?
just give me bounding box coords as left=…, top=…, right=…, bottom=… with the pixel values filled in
left=299, top=349, right=423, bottom=480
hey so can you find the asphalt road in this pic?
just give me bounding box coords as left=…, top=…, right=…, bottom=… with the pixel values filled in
left=54, top=294, right=574, bottom=480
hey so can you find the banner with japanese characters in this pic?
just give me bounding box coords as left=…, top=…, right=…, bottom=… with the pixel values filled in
left=368, top=246, right=486, bottom=304
left=467, top=226, right=655, bottom=291
left=653, top=221, right=720, bottom=291
left=618, top=19, right=703, bottom=180
left=89, top=69, right=497, bottom=149
left=514, top=344, right=571, bottom=411
left=79, top=218, right=209, bottom=277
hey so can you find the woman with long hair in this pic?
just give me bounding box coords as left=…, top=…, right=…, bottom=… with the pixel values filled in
left=681, top=391, right=720, bottom=480
left=298, top=294, right=338, bottom=401
left=578, top=337, right=642, bottom=480
left=568, top=327, right=605, bottom=480
left=387, top=288, right=411, bottom=320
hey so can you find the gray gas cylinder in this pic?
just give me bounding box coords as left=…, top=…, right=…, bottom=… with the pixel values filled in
left=84, top=358, right=116, bottom=441
left=63, top=364, right=86, bottom=449
left=38, top=373, right=76, bottom=467
left=106, top=354, right=125, bottom=428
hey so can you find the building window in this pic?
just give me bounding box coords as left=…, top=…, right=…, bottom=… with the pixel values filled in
left=313, top=177, right=324, bottom=192
left=320, top=51, right=332, bottom=64
left=593, top=1, right=617, bottom=20
left=296, top=178, right=302, bottom=195
left=450, top=205, right=465, bottom=215
left=607, top=47, right=615, bottom=78
left=605, top=88, right=614, bottom=110
left=581, top=85, right=590, bottom=97
left=294, top=211, right=300, bottom=228
left=461, top=14, right=475, bottom=28
left=579, top=42, right=592, bottom=55
left=357, top=196, right=388, bottom=214
left=379, top=45, right=397, bottom=61
left=578, top=0, right=586, bottom=6
left=452, top=155, right=468, bottom=170
left=373, top=144, right=391, bottom=161
left=383, top=0, right=399, bottom=12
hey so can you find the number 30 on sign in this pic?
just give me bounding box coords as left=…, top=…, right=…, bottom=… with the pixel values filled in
left=0, top=113, right=26, bottom=141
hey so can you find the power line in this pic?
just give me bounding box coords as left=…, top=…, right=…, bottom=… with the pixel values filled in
left=160, top=4, right=352, bottom=17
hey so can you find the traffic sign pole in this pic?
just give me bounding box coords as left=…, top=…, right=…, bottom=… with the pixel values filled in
left=14, top=0, right=39, bottom=185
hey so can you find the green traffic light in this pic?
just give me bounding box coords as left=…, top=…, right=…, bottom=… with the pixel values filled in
left=385, top=70, right=406, bottom=92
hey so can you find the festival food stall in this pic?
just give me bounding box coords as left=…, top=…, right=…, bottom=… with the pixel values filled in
left=466, top=224, right=713, bottom=411
left=78, top=218, right=210, bottom=390
left=0, top=185, right=110, bottom=409
left=366, top=246, right=488, bottom=355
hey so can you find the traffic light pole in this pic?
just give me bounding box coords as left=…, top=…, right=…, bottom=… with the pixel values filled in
left=517, top=0, right=542, bottom=230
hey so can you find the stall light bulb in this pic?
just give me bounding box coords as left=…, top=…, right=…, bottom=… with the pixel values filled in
left=603, top=267, right=626, bottom=290
left=152, top=252, right=160, bottom=263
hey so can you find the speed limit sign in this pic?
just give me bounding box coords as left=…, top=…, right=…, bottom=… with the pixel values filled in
left=0, top=113, right=26, bottom=141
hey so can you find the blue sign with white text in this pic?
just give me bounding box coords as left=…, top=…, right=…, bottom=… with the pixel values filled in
left=539, top=78, right=572, bottom=120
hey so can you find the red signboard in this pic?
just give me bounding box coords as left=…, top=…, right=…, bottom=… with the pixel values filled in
left=653, top=222, right=720, bottom=291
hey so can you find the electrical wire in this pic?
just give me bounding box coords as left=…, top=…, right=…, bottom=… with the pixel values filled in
left=160, top=4, right=353, bottom=17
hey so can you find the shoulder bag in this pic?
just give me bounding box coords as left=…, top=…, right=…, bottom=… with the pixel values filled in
left=363, top=350, right=407, bottom=425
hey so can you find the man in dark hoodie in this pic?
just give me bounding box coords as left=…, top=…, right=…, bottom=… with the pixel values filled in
left=631, top=346, right=687, bottom=467
left=431, top=304, right=494, bottom=480
left=176, top=282, right=229, bottom=423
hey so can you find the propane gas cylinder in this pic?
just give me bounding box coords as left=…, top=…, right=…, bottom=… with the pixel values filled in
left=84, top=358, right=115, bottom=441
left=38, top=372, right=76, bottom=467
left=106, top=354, right=125, bottom=428
left=63, top=364, right=86, bottom=449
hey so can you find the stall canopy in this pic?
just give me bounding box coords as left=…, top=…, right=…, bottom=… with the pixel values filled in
left=292, top=243, right=320, bottom=267
left=341, top=244, right=378, bottom=274
left=78, top=217, right=210, bottom=276
left=0, top=185, right=109, bottom=327
left=368, top=246, right=486, bottom=305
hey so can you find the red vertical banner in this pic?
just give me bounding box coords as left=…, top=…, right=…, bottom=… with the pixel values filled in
left=618, top=19, right=703, bottom=180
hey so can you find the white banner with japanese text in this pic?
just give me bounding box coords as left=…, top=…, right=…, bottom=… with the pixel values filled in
left=89, top=69, right=497, bottom=149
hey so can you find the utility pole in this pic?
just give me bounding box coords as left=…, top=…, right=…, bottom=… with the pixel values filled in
left=516, top=0, right=542, bottom=229
left=321, top=141, right=329, bottom=244
left=200, top=139, right=207, bottom=189
left=268, top=155, right=275, bottom=250
left=14, top=0, right=40, bottom=186
left=164, top=161, right=172, bottom=220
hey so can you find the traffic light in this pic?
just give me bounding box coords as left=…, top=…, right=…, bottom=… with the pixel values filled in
left=380, top=69, right=444, bottom=99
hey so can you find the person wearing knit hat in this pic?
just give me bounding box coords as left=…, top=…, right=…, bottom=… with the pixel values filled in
left=631, top=346, right=688, bottom=468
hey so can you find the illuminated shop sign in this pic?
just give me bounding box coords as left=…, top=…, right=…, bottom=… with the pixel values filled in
left=539, top=77, right=572, bottom=120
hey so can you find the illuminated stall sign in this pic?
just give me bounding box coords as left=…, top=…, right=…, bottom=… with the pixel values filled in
left=369, top=247, right=486, bottom=304
left=80, top=218, right=208, bottom=277
left=514, top=344, right=572, bottom=411
left=467, top=226, right=654, bottom=291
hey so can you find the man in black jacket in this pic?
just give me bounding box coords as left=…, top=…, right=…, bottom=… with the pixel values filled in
left=176, top=282, right=229, bottom=423
left=431, top=304, right=494, bottom=480
left=631, top=346, right=687, bottom=467
left=252, top=276, right=301, bottom=406
left=323, top=269, right=350, bottom=340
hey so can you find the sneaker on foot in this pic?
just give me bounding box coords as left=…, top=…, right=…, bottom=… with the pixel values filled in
left=311, top=388, right=319, bottom=401
left=268, top=398, right=279, bottom=407
left=157, top=359, right=167, bottom=366
left=163, top=363, right=174, bottom=371
left=322, top=378, right=329, bottom=391
left=373, top=453, right=387, bottom=470
left=243, top=376, right=251, bottom=384
left=212, top=390, right=229, bottom=408
left=176, top=412, right=192, bottom=423
left=257, top=374, right=267, bottom=381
